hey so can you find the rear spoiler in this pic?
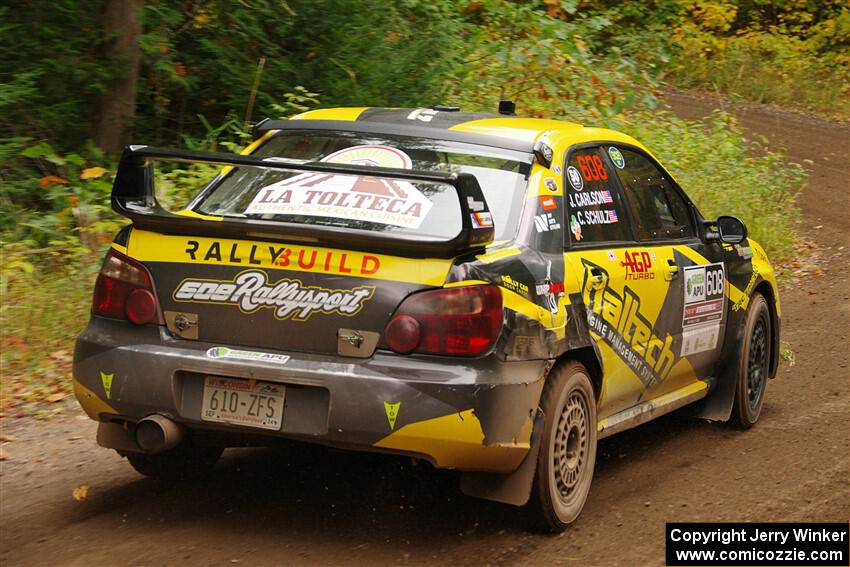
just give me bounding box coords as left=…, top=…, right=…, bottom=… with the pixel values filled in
left=112, top=145, right=495, bottom=259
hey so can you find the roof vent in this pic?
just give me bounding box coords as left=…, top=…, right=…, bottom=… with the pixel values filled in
left=498, top=100, right=516, bottom=116
left=432, top=105, right=460, bottom=112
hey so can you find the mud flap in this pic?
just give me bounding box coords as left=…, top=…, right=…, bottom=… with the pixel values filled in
left=459, top=410, right=544, bottom=506
left=692, top=305, right=748, bottom=422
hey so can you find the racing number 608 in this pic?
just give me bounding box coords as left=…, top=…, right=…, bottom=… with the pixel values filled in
left=706, top=268, right=724, bottom=296
left=577, top=155, right=608, bottom=181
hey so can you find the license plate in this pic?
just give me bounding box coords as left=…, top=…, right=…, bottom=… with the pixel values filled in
left=201, top=376, right=285, bottom=430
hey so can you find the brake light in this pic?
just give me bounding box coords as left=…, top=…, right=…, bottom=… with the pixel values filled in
left=92, top=249, right=160, bottom=325
left=382, top=285, right=503, bottom=356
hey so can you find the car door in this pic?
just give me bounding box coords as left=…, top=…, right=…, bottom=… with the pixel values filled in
left=562, top=144, right=663, bottom=421
left=607, top=145, right=723, bottom=401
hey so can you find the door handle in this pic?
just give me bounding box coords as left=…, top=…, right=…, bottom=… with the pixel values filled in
left=665, top=259, right=679, bottom=281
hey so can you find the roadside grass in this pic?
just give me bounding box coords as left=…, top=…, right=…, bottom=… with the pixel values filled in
left=1, top=258, right=99, bottom=417
left=668, top=31, right=850, bottom=120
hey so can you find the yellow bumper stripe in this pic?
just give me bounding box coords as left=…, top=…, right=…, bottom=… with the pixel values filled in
left=72, top=378, right=118, bottom=420
left=373, top=409, right=531, bottom=472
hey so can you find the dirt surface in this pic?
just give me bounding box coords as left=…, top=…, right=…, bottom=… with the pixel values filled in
left=1, top=95, right=848, bottom=567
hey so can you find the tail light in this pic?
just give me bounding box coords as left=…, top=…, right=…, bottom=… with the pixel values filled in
left=92, top=249, right=161, bottom=325
left=382, top=285, right=503, bottom=356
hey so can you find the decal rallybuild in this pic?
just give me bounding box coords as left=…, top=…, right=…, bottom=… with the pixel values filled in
left=173, top=270, right=375, bottom=321
left=582, top=260, right=676, bottom=386
left=184, top=240, right=382, bottom=276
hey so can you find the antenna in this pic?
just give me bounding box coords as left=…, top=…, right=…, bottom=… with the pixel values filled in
left=498, top=100, right=516, bottom=115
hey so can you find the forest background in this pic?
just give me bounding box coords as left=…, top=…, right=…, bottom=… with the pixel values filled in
left=1, top=0, right=847, bottom=413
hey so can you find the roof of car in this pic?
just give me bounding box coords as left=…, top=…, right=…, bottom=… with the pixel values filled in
left=253, top=107, right=646, bottom=156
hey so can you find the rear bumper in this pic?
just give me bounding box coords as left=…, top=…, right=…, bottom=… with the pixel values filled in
left=73, top=318, right=548, bottom=473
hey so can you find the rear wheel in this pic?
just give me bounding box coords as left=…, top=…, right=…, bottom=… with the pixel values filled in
left=731, top=292, right=771, bottom=429
left=528, top=361, right=597, bottom=532
left=125, top=443, right=223, bottom=481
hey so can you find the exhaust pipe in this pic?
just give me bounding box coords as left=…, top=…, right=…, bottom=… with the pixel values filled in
left=135, top=414, right=184, bottom=453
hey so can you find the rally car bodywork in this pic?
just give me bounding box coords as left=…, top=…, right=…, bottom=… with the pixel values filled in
left=73, top=107, right=780, bottom=527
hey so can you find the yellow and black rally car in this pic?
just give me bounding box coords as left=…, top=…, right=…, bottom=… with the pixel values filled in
left=73, top=105, right=780, bottom=531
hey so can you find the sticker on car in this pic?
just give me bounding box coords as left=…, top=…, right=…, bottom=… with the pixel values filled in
left=244, top=146, right=434, bottom=229
left=173, top=270, right=375, bottom=321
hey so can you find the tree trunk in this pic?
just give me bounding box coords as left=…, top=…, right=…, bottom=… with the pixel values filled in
left=92, top=0, right=144, bottom=154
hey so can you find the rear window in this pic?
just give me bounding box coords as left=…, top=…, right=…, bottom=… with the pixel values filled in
left=192, top=132, right=531, bottom=241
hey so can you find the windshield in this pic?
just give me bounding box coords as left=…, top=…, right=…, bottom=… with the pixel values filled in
left=192, top=131, right=531, bottom=241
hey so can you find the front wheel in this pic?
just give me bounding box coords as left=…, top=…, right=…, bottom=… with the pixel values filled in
left=528, top=361, right=597, bottom=532
left=731, top=292, right=771, bottom=429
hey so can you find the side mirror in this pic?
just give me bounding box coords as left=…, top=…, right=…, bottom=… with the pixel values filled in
left=710, top=215, right=747, bottom=244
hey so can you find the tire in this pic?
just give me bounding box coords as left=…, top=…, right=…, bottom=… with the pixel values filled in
left=125, top=444, right=223, bottom=481
left=528, top=361, right=597, bottom=532
left=731, top=292, right=771, bottom=429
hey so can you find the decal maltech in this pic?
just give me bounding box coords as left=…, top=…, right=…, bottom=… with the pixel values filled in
left=126, top=230, right=452, bottom=286
left=173, top=270, right=375, bottom=321
left=581, top=259, right=676, bottom=387
left=244, top=145, right=434, bottom=229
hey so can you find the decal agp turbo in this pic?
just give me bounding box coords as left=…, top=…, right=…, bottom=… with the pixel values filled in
left=73, top=105, right=781, bottom=533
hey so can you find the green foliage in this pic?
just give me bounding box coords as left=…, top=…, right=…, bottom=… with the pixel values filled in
left=284, top=0, right=464, bottom=108
left=0, top=258, right=99, bottom=416
left=668, top=22, right=850, bottom=116
left=445, top=1, right=659, bottom=123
